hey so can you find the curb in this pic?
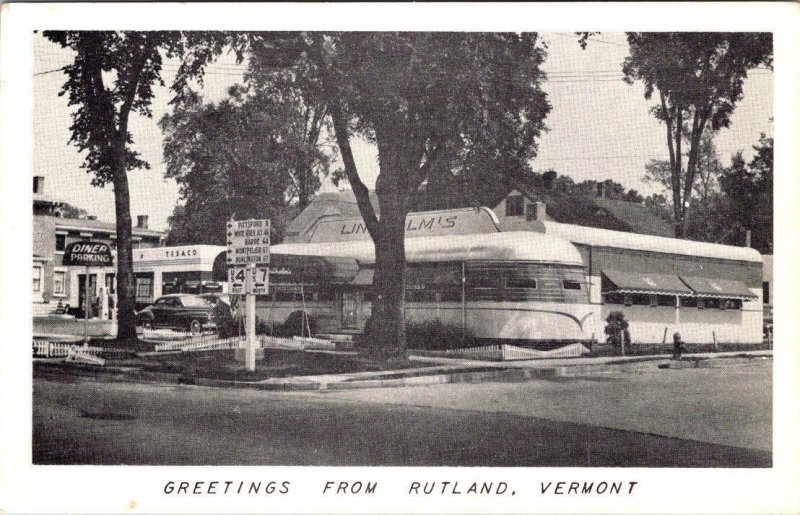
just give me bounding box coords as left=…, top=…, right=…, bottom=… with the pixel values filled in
left=190, top=366, right=565, bottom=392
left=34, top=351, right=772, bottom=392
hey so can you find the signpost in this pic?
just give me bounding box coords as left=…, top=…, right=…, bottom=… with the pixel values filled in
left=62, top=242, right=114, bottom=345
left=227, top=219, right=270, bottom=371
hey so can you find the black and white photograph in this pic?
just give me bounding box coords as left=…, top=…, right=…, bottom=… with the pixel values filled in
left=2, top=3, right=799, bottom=514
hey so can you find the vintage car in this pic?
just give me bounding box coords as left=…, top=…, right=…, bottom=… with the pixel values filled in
left=135, top=294, right=217, bottom=334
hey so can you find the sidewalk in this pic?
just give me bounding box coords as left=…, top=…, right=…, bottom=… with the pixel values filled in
left=34, top=343, right=773, bottom=392
left=407, top=349, right=774, bottom=369
left=33, top=316, right=116, bottom=338
left=180, top=349, right=774, bottom=391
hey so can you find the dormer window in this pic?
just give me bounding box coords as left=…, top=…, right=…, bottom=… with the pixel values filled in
left=505, top=195, right=524, bottom=217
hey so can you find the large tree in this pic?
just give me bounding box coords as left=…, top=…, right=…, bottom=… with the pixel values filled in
left=619, top=32, right=772, bottom=237
left=717, top=134, right=773, bottom=251
left=642, top=129, right=726, bottom=242
left=43, top=31, right=188, bottom=345
left=172, top=33, right=550, bottom=359
left=315, top=33, right=550, bottom=358
left=160, top=84, right=334, bottom=245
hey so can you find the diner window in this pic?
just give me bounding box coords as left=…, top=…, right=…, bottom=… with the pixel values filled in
left=657, top=295, right=677, bottom=307
left=703, top=298, right=720, bottom=309
left=507, top=277, right=537, bottom=289
left=53, top=270, right=66, bottom=296
left=604, top=292, right=624, bottom=305
left=317, top=286, right=337, bottom=302
left=505, top=195, right=524, bottom=217
left=55, top=234, right=66, bottom=252
left=723, top=299, right=743, bottom=310
left=631, top=293, right=650, bottom=306
left=649, top=294, right=658, bottom=307
left=562, top=279, right=582, bottom=290
left=32, top=266, right=42, bottom=292
left=680, top=296, right=697, bottom=308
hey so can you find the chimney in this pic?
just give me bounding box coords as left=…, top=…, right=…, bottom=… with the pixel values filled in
left=533, top=201, right=547, bottom=221
left=33, top=176, right=44, bottom=194
left=745, top=229, right=752, bottom=248
left=137, top=215, right=149, bottom=229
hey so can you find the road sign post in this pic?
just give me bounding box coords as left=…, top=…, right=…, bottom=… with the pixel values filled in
left=245, top=263, right=257, bottom=371
left=227, top=219, right=270, bottom=372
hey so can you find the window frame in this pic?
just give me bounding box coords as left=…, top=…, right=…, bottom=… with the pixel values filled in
left=32, top=265, right=42, bottom=293
left=505, top=195, right=524, bottom=217
left=53, top=269, right=66, bottom=297
left=55, top=234, right=67, bottom=252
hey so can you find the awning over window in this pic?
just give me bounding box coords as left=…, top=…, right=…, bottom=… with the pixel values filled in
left=602, top=270, right=693, bottom=295
left=350, top=268, right=374, bottom=286
left=680, top=276, right=756, bottom=299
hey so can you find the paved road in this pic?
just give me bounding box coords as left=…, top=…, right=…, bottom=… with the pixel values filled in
left=33, top=366, right=770, bottom=467
left=322, top=360, right=773, bottom=452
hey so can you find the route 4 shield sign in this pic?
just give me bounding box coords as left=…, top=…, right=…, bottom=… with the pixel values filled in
left=228, top=267, right=269, bottom=295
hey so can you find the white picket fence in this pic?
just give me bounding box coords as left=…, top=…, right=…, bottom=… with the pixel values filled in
left=444, top=342, right=591, bottom=361
left=150, top=334, right=339, bottom=354
left=152, top=336, right=245, bottom=353
left=260, top=336, right=305, bottom=350
left=445, top=344, right=504, bottom=360
left=33, top=340, right=104, bottom=358
left=139, top=328, right=199, bottom=342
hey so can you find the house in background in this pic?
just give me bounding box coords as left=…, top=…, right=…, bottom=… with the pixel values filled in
left=32, top=176, right=165, bottom=317
left=492, top=184, right=675, bottom=237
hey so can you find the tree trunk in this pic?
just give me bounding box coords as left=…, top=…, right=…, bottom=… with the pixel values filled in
left=363, top=128, right=411, bottom=359
left=366, top=202, right=407, bottom=360
left=112, top=156, right=138, bottom=345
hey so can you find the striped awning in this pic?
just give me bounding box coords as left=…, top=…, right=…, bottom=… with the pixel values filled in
left=602, top=270, right=693, bottom=295
left=680, top=276, right=756, bottom=299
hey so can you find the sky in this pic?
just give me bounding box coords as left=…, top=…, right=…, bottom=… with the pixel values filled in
left=32, top=32, right=773, bottom=232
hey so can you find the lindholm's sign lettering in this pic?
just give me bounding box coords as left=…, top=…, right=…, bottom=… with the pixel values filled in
left=62, top=241, right=114, bottom=267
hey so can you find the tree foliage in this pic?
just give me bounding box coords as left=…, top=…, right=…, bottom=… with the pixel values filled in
left=168, top=32, right=552, bottom=358
left=717, top=134, right=773, bottom=251
left=160, top=84, right=334, bottom=246
left=42, top=31, right=194, bottom=344
left=318, top=33, right=551, bottom=358
left=620, top=32, right=772, bottom=237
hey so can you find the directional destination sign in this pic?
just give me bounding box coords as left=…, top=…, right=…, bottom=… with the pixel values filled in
left=227, top=219, right=271, bottom=265
left=228, top=267, right=269, bottom=295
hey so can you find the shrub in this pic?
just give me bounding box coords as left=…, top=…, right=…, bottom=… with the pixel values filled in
left=604, top=311, right=631, bottom=347
left=282, top=311, right=317, bottom=337
left=405, top=319, right=477, bottom=351
left=212, top=302, right=237, bottom=339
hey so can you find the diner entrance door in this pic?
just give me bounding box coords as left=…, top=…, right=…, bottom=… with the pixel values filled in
left=341, top=290, right=363, bottom=329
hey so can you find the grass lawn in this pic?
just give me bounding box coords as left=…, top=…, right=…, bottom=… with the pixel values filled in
left=124, top=348, right=423, bottom=382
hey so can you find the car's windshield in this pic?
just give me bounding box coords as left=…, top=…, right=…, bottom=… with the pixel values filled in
left=181, top=296, right=213, bottom=308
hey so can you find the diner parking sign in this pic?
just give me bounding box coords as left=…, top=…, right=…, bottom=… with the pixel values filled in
left=62, top=241, right=114, bottom=267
